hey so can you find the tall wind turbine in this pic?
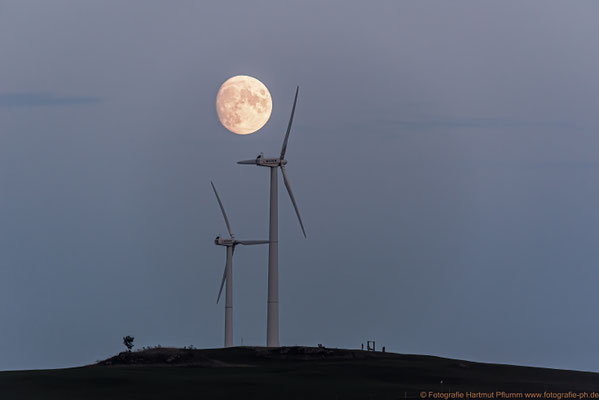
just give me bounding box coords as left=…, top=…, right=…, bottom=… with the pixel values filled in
left=237, top=87, right=306, bottom=347
left=211, top=181, right=268, bottom=348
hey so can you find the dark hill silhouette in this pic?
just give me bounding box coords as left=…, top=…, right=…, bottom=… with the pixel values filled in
left=1, top=346, right=598, bottom=399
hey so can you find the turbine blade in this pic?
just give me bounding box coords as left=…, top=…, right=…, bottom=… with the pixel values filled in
left=237, top=159, right=257, bottom=165
left=216, top=263, right=227, bottom=304
left=280, top=86, right=299, bottom=159
left=211, top=181, right=234, bottom=238
left=237, top=240, right=269, bottom=245
left=280, top=165, right=306, bottom=238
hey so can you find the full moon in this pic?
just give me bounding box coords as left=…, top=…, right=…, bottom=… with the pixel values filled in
left=216, top=75, right=272, bottom=135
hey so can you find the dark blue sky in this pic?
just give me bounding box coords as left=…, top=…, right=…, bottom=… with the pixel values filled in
left=1, top=1, right=598, bottom=371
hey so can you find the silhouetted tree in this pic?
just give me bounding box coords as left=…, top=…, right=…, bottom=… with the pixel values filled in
left=123, top=336, right=134, bottom=352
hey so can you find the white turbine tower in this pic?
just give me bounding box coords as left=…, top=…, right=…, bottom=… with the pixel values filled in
left=237, top=87, right=306, bottom=347
left=211, top=181, right=268, bottom=348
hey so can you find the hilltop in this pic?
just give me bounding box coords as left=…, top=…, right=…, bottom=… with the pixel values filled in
left=96, top=345, right=404, bottom=367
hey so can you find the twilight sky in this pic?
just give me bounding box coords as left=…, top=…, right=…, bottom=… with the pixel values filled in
left=1, top=1, right=599, bottom=372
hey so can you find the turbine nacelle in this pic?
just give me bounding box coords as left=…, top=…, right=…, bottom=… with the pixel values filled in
left=238, top=155, right=287, bottom=167
left=258, top=155, right=287, bottom=167
left=214, top=236, right=235, bottom=246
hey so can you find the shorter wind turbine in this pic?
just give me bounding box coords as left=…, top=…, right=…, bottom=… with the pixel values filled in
left=211, top=181, right=268, bottom=348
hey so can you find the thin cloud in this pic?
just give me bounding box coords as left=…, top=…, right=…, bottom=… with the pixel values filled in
left=379, top=117, right=582, bottom=132
left=0, top=93, right=101, bottom=107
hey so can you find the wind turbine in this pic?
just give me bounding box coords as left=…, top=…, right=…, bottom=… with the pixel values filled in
left=237, top=87, right=306, bottom=347
left=211, top=181, right=268, bottom=348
